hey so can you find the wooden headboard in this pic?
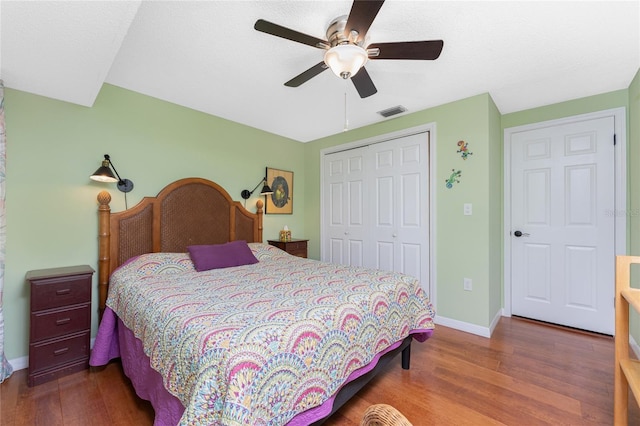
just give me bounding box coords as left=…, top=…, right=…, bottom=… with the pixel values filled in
left=96, top=177, right=263, bottom=318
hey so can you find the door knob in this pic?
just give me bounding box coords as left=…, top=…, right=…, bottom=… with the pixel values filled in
left=514, top=230, right=530, bottom=237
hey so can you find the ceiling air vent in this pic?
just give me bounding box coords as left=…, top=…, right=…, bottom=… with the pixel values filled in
left=377, top=105, right=407, bottom=118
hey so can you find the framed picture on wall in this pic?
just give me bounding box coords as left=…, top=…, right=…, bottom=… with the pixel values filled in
left=265, top=167, right=293, bottom=214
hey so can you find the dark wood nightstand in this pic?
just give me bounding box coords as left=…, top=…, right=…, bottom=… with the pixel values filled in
left=26, top=265, right=94, bottom=386
left=267, top=239, right=309, bottom=258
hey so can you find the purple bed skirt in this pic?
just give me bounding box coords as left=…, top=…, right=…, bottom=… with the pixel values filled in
left=90, top=307, right=433, bottom=425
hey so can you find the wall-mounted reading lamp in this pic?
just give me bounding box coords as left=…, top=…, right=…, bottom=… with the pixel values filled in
left=90, top=154, right=134, bottom=193
left=241, top=178, right=273, bottom=200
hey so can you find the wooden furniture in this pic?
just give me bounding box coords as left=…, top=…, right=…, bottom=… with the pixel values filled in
left=267, top=238, right=308, bottom=258
left=27, top=265, right=94, bottom=387
left=96, top=177, right=263, bottom=319
left=614, top=255, right=640, bottom=424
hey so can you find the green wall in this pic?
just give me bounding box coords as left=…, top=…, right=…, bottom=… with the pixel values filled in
left=501, top=90, right=629, bottom=129
left=3, top=84, right=305, bottom=361
left=304, top=93, right=503, bottom=329
left=488, top=96, right=503, bottom=325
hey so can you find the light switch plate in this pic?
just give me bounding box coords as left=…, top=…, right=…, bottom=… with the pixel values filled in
left=464, top=278, right=472, bottom=291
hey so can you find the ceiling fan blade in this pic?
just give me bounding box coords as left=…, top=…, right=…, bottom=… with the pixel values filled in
left=351, top=67, right=377, bottom=98
left=344, top=0, right=385, bottom=44
left=368, top=40, right=444, bottom=60
left=285, top=62, right=329, bottom=87
left=254, top=19, right=329, bottom=49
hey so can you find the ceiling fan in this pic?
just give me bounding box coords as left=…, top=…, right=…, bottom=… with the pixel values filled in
left=254, top=0, right=444, bottom=98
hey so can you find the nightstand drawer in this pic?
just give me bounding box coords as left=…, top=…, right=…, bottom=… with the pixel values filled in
left=31, top=304, right=90, bottom=341
left=29, top=331, right=89, bottom=373
left=267, top=239, right=308, bottom=258
left=30, top=275, right=91, bottom=311
left=287, top=247, right=307, bottom=257
left=286, top=241, right=306, bottom=251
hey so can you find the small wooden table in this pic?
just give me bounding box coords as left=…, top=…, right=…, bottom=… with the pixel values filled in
left=267, top=239, right=308, bottom=258
left=26, top=265, right=94, bottom=386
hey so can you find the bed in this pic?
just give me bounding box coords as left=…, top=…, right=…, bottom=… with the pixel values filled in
left=89, top=177, right=435, bottom=425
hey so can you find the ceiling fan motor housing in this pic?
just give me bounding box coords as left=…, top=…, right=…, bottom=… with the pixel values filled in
left=323, top=16, right=369, bottom=79
left=326, top=15, right=354, bottom=47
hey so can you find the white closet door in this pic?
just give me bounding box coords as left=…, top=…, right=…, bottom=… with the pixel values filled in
left=369, top=133, right=429, bottom=287
left=322, top=131, right=430, bottom=292
left=323, top=147, right=368, bottom=266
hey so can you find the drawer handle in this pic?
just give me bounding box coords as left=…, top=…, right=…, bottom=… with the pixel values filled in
left=55, top=288, right=71, bottom=296
left=53, top=347, right=69, bottom=356
left=55, top=318, right=71, bottom=326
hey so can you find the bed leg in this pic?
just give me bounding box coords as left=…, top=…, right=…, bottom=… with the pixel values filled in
left=401, top=343, right=411, bottom=370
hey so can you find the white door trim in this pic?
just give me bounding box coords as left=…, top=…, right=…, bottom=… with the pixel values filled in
left=319, top=122, right=438, bottom=308
left=503, top=107, right=627, bottom=318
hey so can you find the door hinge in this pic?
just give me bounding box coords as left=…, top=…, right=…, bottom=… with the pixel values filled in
left=614, top=134, right=617, bottom=145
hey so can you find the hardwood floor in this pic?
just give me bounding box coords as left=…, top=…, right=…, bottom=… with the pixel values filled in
left=2, top=317, right=639, bottom=425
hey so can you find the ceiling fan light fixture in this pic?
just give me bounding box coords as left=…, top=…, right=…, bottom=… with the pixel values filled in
left=324, top=44, right=368, bottom=79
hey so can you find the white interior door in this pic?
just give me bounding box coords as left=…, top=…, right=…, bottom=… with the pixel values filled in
left=509, top=116, right=616, bottom=334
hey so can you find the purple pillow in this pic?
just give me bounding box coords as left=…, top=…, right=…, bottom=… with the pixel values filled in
left=187, top=240, right=259, bottom=272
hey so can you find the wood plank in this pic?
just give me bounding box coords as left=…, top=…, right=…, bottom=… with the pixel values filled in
left=620, top=359, right=640, bottom=407
left=622, top=288, right=640, bottom=313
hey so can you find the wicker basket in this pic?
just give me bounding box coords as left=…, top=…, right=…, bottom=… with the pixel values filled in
left=360, top=404, right=414, bottom=426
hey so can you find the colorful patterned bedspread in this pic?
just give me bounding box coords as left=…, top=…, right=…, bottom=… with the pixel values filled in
left=106, top=243, right=435, bottom=425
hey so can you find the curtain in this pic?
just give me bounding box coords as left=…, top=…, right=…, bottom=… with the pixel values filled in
left=0, top=80, right=12, bottom=382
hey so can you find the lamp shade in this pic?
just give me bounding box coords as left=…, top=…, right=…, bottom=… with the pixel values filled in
left=324, top=44, right=368, bottom=79
left=90, top=160, right=118, bottom=183
left=260, top=183, right=274, bottom=195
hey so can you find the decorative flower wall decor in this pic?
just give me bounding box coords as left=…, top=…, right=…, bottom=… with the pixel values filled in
left=457, top=140, right=473, bottom=160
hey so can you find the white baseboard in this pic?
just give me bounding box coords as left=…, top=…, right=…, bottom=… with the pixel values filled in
left=489, top=309, right=503, bottom=336
left=6, top=355, right=27, bottom=372
left=434, top=310, right=504, bottom=338
left=435, top=315, right=493, bottom=338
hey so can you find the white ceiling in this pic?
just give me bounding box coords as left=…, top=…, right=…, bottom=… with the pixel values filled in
left=2, top=1, right=639, bottom=143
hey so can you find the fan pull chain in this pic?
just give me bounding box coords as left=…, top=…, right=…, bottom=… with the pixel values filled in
left=343, top=91, right=349, bottom=132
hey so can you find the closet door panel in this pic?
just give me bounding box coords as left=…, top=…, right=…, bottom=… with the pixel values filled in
left=348, top=180, right=364, bottom=226
left=370, top=133, right=429, bottom=286
left=349, top=240, right=364, bottom=267
left=323, top=148, right=368, bottom=265
left=376, top=176, right=394, bottom=227
left=322, top=131, right=429, bottom=293
left=401, top=173, right=421, bottom=227
left=401, top=242, right=422, bottom=283
left=329, top=183, right=343, bottom=226
left=329, top=238, right=344, bottom=264
left=376, top=241, right=394, bottom=271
